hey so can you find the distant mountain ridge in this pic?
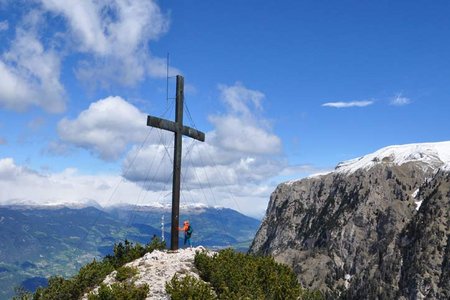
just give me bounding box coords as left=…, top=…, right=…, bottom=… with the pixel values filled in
left=0, top=201, right=222, bottom=211
left=0, top=204, right=259, bottom=299
left=250, top=141, right=450, bottom=299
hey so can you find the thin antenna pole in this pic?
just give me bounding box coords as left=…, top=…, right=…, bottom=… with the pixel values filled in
left=161, top=215, right=165, bottom=242
left=166, top=53, right=169, bottom=106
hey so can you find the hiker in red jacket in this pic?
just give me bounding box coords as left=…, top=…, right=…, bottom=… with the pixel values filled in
left=178, top=220, right=193, bottom=248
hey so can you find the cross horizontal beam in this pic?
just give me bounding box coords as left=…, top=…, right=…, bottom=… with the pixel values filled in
left=147, top=116, right=205, bottom=142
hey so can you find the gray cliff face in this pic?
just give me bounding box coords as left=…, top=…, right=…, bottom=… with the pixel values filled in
left=249, top=162, right=450, bottom=299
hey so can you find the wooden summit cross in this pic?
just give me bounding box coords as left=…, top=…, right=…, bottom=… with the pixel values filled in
left=146, top=75, right=205, bottom=251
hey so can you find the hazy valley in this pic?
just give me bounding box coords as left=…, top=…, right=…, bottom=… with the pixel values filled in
left=0, top=205, right=259, bottom=299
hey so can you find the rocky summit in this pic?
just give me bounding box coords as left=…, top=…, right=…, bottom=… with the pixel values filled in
left=83, top=246, right=213, bottom=300
left=249, top=141, right=450, bottom=299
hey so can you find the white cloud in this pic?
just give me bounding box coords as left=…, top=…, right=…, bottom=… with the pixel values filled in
left=0, top=1, right=176, bottom=112
left=121, top=141, right=282, bottom=217
left=0, top=158, right=30, bottom=181
left=209, top=115, right=281, bottom=155
left=57, top=96, right=149, bottom=160
left=0, top=29, right=66, bottom=113
left=121, top=83, right=285, bottom=217
left=0, top=76, right=319, bottom=217
left=0, top=61, right=31, bottom=111
left=390, top=93, right=411, bottom=106
left=0, top=157, right=148, bottom=207
left=59, top=82, right=281, bottom=164
left=43, top=140, right=73, bottom=156
left=218, top=82, right=264, bottom=116
left=0, top=20, right=8, bottom=31
left=123, top=141, right=285, bottom=190
left=322, top=100, right=374, bottom=108
left=212, top=83, right=281, bottom=154
left=40, top=0, right=175, bottom=86
left=0, top=157, right=270, bottom=217
left=178, top=183, right=273, bottom=218
left=122, top=143, right=175, bottom=188
left=40, top=0, right=168, bottom=55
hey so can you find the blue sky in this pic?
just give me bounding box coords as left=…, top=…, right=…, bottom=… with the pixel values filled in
left=0, top=0, right=449, bottom=217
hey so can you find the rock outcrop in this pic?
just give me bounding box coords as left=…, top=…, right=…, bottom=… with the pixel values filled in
left=83, top=246, right=214, bottom=300
left=249, top=141, right=450, bottom=299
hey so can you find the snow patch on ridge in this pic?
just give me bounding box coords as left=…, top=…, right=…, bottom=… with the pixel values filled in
left=285, top=171, right=332, bottom=185
left=411, top=188, right=424, bottom=211
left=306, top=171, right=332, bottom=179
left=442, top=164, right=450, bottom=172
left=415, top=200, right=424, bottom=211
left=335, top=141, right=450, bottom=174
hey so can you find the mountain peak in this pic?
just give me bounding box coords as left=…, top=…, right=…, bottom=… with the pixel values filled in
left=82, top=247, right=212, bottom=299
left=251, top=141, right=450, bottom=297
left=335, top=141, right=450, bottom=174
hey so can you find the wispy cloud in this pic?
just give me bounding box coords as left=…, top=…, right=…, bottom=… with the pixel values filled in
left=0, top=20, right=8, bottom=31
left=218, top=82, right=264, bottom=116
left=0, top=0, right=176, bottom=111
left=322, top=100, right=374, bottom=108
left=390, top=93, right=411, bottom=106
left=27, top=117, right=46, bottom=131
left=40, top=0, right=175, bottom=87
left=0, top=27, right=66, bottom=113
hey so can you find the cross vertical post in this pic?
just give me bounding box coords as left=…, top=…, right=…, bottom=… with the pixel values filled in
left=171, top=75, right=183, bottom=251
left=146, top=75, right=205, bottom=251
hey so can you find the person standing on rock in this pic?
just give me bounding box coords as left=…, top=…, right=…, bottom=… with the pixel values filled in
left=179, top=220, right=193, bottom=248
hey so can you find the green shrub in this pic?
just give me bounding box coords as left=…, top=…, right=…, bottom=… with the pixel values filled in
left=103, top=239, right=166, bottom=268
left=13, top=286, right=32, bottom=300
left=194, top=248, right=322, bottom=300
left=166, top=274, right=217, bottom=300
left=300, top=289, right=325, bottom=300
left=77, top=260, right=115, bottom=289
left=33, top=276, right=76, bottom=300
left=88, top=282, right=149, bottom=300
left=146, top=237, right=166, bottom=253
left=33, top=239, right=163, bottom=299
left=104, top=240, right=145, bottom=268
left=33, top=259, right=115, bottom=299
left=115, top=266, right=138, bottom=282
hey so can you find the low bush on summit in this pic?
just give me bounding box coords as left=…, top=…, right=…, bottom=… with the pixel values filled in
left=194, top=248, right=302, bottom=299
left=166, top=248, right=323, bottom=300
left=165, top=274, right=217, bottom=300
left=105, top=238, right=165, bottom=268
left=31, top=239, right=165, bottom=299
left=115, top=266, right=138, bottom=282
left=87, top=282, right=149, bottom=300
